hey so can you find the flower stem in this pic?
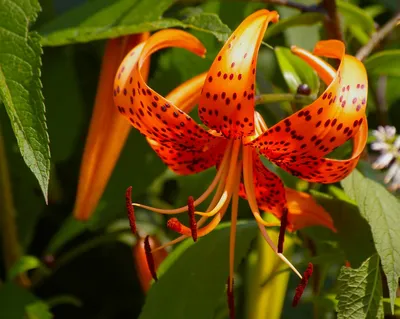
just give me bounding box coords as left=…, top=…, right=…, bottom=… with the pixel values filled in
left=245, top=215, right=295, bottom=319
left=356, top=13, right=400, bottom=61
left=255, top=93, right=315, bottom=105
left=0, top=122, right=29, bottom=286
left=321, top=0, right=343, bottom=41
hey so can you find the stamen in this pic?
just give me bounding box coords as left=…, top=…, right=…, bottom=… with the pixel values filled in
left=132, top=140, right=234, bottom=215
left=187, top=196, right=197, bottom=242
left=144, top=235, right=158, bottom=281
left=243, top=146, right=302, bottom=279
left=125, top=186, right=136, bottom=234
left=167, top=197, right=231, bottom=238
left=226, top=276, right=235, bottom=319
left=229, top=168, right=240, bottom=308
left=278, top=207, right=288, bottom=253
left=194, top=140, right=241, bottom=218
left=292, top=263, right=313, bottom=307
left=151, top=167, right=232, bottom=253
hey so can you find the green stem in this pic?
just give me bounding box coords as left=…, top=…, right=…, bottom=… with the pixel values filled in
left=321, top=0, right=343, bottom=40
left=255, top=93, right=315, bottom=105
left=246, top=215, right=295, bottom=319
left=0, top=122, right=28, bottom=285
left=0, top=123, right=21, bottom=269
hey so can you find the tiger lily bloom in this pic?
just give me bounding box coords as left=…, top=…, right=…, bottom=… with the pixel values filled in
left=114, top=9, right=368, bottom=314
left=73, top=33, right=149, bottom=220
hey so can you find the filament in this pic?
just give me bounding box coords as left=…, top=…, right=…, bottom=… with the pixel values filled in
left=133, top=140, right=234, bottom=215
left=242, top=145, right=302, bottom=279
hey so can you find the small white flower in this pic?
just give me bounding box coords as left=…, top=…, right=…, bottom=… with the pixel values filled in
left=372, top=152, right=394, bottom=169
left=370, top=125, right=400, bottom=191
left=384, top=160, right=400, bottom=191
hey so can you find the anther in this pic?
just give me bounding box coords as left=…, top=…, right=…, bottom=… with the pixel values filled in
left=125, top=186, right=136, bottom=234
left=144, top=235, right=158, bottom=281
left=292, top=262, right=313, bottom=307
left=187, top=196, right=197, bottom=242
left=226, top=277, right=235, bottom=319
left=278, top=207, right=288, bottom=253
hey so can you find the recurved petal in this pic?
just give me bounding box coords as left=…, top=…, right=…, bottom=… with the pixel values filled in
left=272, top=116, right=367, bottom=183
left=198, top=9, right=279, bottom=138
left=165, top=72, right=207, bottom=113
left=114, top=30, right=219, bottom=152
left=146, top=72, right=227, bottom=175
left=249, top=40, right=368, bottom=183
left=74, top=33, right=149, bottom=221
left=239, top=151, right=287, bottom=219
left=147, top=137, right=228, bottom=175
left=285, top=188, right=336, bottom=232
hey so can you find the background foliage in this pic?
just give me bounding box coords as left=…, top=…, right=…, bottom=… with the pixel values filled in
left=0, top=0, right=399, bottom=318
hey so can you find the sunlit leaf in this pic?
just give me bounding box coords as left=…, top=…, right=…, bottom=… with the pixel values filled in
left=139, top=221, right=257, bottom=319
left=0, top=0, right=50, bottom=200
left=337, top=254, right=384, bottom=319
left=7, top=256, right=42, bottom=280
left=275, top=47, right=319, bottom=94
left=342, top=170, right=400, bottom=312
left=365, top=50, right=400, bottom=76
left=310, top=190, right=375, bottom=267
left=38, top=0, right=230, bottom=46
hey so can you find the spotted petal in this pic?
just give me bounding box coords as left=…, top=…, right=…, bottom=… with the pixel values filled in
left=249, top=40, right=368, bottom=183
left=284, top=188, right=336, bottom=232
left=114, top=30, right=219, bottom=153
left=239, top=153, right=335, bottom=231
left=199, top=9, right=279, bottom=138
left=239, top=151, right=287, bottom=218
left=147, top=73, right=227, bottom=175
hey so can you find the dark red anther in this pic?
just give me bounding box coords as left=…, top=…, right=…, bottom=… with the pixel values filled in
left=144, top=235, right=158, bottom=282
left=226, top=277, right=235, bottom=319
left=187, top=196, right=197, bottom=242
left=278, top=207, right=288, bottom=253
left=292, top=262, right=313, bottom=307
left=125, top=186, right=136, bottom=234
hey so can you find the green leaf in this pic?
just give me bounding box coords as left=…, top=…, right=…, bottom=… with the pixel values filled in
left=139, top=221, right=257, bottom=319
left=0, top=0, right=50, bottom=200
left=337, top=0, right=375, bottom=35
left=275, top=47, right=319, bottom=94
left=7, top=255, right=42, bottom=280
left=0, top=282, right=42, bottom=319
left=25, top=301, right=53, bottom=319
left=264, top=12, right=324, bottom=40
left=364, top=50, right=400, bottom=77
left=311, top=190, right=375, bottom=267
left=336, top=254, right=384, bottom=319
left=341, top=170, right=400, bottom=312
left=38, top=0, right=230, bottom=46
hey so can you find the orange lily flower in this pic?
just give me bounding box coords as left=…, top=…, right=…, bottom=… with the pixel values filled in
left=73, top=33, right=149, bottom=220
left=114, top=9, right=368, bottom=314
